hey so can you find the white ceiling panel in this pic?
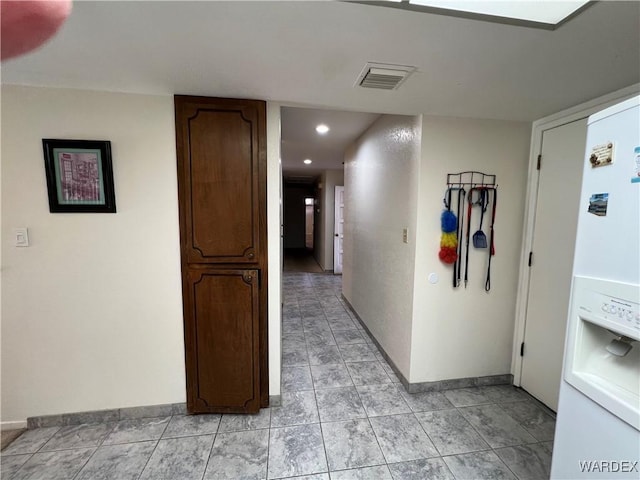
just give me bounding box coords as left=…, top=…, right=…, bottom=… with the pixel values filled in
left=2, top=1, right=637, bottom=122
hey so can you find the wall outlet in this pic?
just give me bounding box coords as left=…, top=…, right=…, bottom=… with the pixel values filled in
left=14, top=227, right=29, bottom=247
left=402, top=228, right=408, bottom=243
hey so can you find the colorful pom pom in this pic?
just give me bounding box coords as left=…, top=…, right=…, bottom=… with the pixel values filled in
left=441, top=210, right=457, bottom=233
left=439, top=246, right=458, bottom=264
left=440, top=232, right=458, bottom=249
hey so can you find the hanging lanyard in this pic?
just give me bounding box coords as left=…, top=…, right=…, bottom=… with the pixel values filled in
left=485, top=188, right=497, bottom=292
left=454, top=188, right=465, bottom=288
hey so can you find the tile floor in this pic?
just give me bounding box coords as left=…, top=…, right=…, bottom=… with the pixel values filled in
left=1, top=272, right=555, bottom=479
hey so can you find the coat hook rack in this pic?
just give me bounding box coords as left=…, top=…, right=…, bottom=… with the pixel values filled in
left=446, top=171, right=497, bottom=189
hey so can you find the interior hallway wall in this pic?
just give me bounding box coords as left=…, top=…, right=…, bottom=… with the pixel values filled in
left=1, top=85, right=282, bottom=424
left=410, top=116, right=530, bottom=383
left=342, top=115, right=422, bottom=378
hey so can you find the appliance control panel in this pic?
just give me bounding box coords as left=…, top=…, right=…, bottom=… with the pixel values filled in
left=600, top=300, right=639, bottom=324
left=579, top=288, right=640, bottom=340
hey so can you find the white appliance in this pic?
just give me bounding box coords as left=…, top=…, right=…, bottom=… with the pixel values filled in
left=551, top=96, right=640, bottom=479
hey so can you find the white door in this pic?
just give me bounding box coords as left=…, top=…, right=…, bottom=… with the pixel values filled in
left=520, top=118, right=587, bottom=411
left=333, top=186, right=344, bottom=274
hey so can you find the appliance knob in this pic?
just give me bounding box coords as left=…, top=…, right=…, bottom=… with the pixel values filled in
left=609, top=305, right=617, bottom=314
left=602, top=303, right=609, bottom=312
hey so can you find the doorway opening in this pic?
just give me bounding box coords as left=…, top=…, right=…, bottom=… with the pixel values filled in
left=279, top=106, right=379, bottom=276
left=282, top=179, right=322, bottom=273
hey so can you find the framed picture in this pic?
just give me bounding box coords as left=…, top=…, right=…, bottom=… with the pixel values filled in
left=42, top=139, right=116, bottom=213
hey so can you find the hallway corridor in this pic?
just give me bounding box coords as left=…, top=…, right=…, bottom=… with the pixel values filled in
left=283, top=249, right=323, bottom=273
left=1, top=273, right=554, bottom=479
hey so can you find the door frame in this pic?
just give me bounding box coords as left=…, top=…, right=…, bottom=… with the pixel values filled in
left=511, top=83, right=639, bottom=387
left=334, top=185, right=344, bottom=274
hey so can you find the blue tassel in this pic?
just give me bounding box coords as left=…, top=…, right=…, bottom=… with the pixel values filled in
left=441, top=210, right=457, bottom=233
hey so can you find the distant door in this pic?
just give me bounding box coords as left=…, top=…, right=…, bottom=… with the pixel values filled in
left=334, top=186, right=344, bottom=274
left=305, top=198, right=314, bottom=249
left=520, top=118, right=587, bottom=411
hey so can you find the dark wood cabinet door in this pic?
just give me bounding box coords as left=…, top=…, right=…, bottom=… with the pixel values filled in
left=175, top=96, right=268, bottom=414
left=184, top=269, right=260, bottom=413
left=175, top=97, right=264, bottom=264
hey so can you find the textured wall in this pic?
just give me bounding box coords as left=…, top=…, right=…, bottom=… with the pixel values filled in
left=342, top=115, right=422, bottom=377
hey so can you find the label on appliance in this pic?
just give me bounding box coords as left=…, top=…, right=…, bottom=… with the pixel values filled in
left=588, top=193, right=608, bottom=216
left=633, top=146, right=640, bottom=184
left=589, top=142, right=614, bottom=168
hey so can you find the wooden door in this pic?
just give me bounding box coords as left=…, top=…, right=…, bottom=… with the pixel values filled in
left=184, top=269, right=260, bottom=412
left=175, top=96, right=268, bottom=414
left=520, top=118, right=587, bottom=411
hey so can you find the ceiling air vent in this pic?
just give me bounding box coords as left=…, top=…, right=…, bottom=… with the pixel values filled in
left=356, top=63, right=416, bottom=90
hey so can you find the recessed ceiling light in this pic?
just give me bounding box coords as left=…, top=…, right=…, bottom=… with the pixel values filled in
left=303, top=159, right=313, bottom=165
left=316, top=124, right=330, bottom=134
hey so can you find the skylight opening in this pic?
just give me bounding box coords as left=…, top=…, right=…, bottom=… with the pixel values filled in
left=409, top=0, right=589, bottom=25
left=353, top=0, right=592, bottom=29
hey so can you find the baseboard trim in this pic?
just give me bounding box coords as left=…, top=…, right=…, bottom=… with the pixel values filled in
left=25, top=396, right=281, bottom=429
left=1, top=420, right=28, bottom=430
left=341, top=295, right=513, bottom=394
left=341, top=295, right=412, bottom=389
left=27, top=402, right=187, bottom=429
left=404, top=373, right=514, bottom=393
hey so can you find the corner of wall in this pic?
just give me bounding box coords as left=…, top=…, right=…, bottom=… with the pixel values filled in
left=266, top=101, right=282, bottom=397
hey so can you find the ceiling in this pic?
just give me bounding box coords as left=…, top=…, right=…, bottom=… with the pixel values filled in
left=2, top=1, right=639, bottom=176
left=281, top=107, right=380, bottom=180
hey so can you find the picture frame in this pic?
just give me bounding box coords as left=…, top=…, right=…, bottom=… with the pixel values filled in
left=42, top=139, right=116, bottom=213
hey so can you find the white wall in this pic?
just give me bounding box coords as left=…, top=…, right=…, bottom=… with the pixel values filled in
left=316, top=169, right=343, bottom=271
left=1, top=86, right=184, bottom=424
left=1, top=86, right=282, bottom=424
left=410, top=116, right=530, bottom=383
left=343, top=115, right=422, bottom=377
left=266, top=102, right=281, bottom=400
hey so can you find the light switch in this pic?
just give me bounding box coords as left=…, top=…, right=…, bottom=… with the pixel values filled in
left=14, top=228, right=29, bottom=247
left=402, top=228, right=408, bottom=243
